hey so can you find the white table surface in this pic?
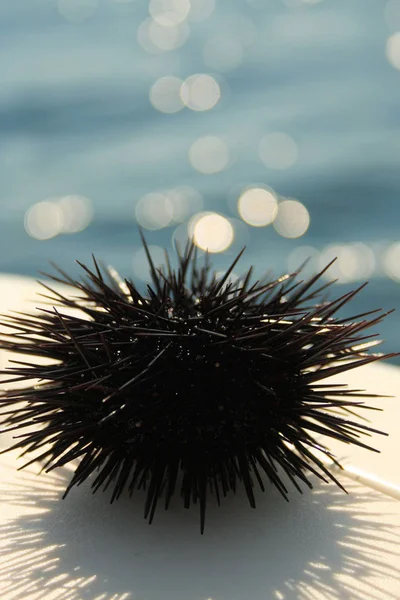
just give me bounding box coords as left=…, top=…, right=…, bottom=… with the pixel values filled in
left=1, top=274, right=399, bottom=600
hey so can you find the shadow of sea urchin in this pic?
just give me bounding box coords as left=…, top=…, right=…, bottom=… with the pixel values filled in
left=0, top=236, right=396, bottom=533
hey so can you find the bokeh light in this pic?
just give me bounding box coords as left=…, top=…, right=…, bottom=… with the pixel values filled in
left=57, top=0, right=98, bottom=23
left=318, top=243, right=376, bottom=283
left=203, top=35, right=244, bottom=72
left=188, top=0, right=215, bottom=22
left=135, top=192, right=174, bottom=230
left=386, top=32, right=400, bottom=70
left=57, top=195, right=93, bottom=233
left=273, top=199, right=310, bottom=238
left=188, top=136, right=230, bottom=174
left=180, top=74, right=221, bottom=112
left=150, top=76, right=184, bottom=113
left=25, top=201, right=64, bottom=240
left=149, top=0, right=190, bottom=27
left=190, top=212, right=234, bottom=253
left=132, top=245, right=165, bottom=282
left=25, top=196, right=93, bottom=240
left=238, top=187, right=278, bottom=227
left=383, top=243, right=400, bottom=281
left=259, top=132, right=298, bottom=170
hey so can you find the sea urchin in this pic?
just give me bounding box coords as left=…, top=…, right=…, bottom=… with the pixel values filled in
left=0, top=236, right=395, bottom=533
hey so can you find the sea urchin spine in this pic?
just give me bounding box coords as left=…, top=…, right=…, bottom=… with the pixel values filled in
left=0, top=236, right=396, bottom=533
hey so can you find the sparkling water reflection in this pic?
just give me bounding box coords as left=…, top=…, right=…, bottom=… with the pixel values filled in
left=0, top=0, right=400, bottom=358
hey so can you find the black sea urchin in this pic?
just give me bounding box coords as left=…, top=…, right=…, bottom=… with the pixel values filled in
left=0, top=236, right=395, bottom=533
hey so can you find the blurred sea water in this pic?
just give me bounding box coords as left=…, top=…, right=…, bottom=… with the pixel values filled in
left=1, top=0, right=400, bottom=357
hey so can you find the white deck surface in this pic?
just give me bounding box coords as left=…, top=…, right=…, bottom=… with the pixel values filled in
left=0, top=274, right=399, bottom=600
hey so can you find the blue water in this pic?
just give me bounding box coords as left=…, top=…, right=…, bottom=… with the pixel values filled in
left=1, top=0, right=400, bottom=359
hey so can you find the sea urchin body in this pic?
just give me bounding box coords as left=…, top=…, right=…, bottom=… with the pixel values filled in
left=0, top=236, right=395, bottom=532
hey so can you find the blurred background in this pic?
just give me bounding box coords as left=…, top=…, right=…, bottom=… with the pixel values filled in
left=0, top=0, right=400, bottom=358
